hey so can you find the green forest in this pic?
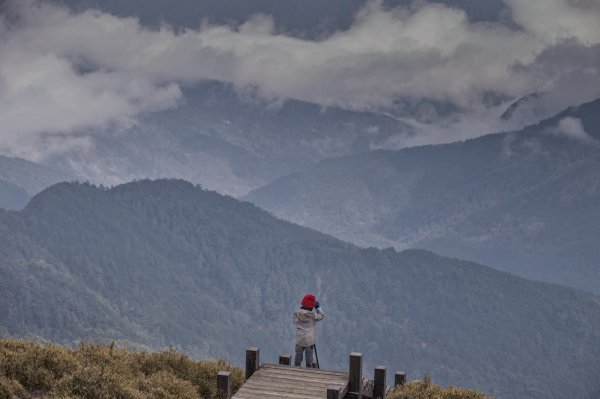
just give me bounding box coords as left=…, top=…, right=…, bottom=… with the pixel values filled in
left=1, top=180, right=599, bottom=399
left=246, top=99, right=600, bottom=294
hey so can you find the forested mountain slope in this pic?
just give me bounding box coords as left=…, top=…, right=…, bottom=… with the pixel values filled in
left=1, top=180, right=599, bottom=399
left=246, top=99, right=600, bottom=293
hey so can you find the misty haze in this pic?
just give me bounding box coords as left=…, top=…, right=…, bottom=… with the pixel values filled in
left=1, top=1, right=599, bottom=399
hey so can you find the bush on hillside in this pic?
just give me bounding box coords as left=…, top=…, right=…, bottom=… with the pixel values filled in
left=0, top=339, right=244, bottom=399
left=389, top=373, right=492, bottom=399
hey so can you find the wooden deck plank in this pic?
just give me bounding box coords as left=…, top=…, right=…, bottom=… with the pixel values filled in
left=235, top=394, right=314, bottom=399
left=251, top=369, right=347, bottom=384
left=233, top=363, right=350, bottom=399
left=244, top=377, right=345, bottom=388
left=246, top=377, right=346, bottom=391
left=235, top=386, right=328, bottom=399
left=234, top=387, right=346, bottom=397
left=244, top=375, right=342, bottom=387
left=236, top=389, right=323, bottom=397
left=241, top=382, right=334, bottom=395
left=245, top=377, right=343, bottom=389
left=261, top=364, right=348, bottom=377
left=257, top=365, right=347, bottom=377
left=260, top=367, right=346, bottom=378
left=256, top=369, right=348, bottom=381
left=246, top=378, right=347, bottom=390
left=235, top=391, right=317, bottom=399
left=254, top=370, right=347, bottom=382
left=250, top=373, right=347, bottom=385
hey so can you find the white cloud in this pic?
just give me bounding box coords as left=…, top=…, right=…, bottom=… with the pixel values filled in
left=506, top=0, right=600, bottom=45
left=0, top=0, right=599, bottom=160
left=554, top=117, right=595, bottom=142
left=0, top=1, right=182, bottom=160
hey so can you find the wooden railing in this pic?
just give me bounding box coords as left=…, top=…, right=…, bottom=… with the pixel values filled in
left=218, top=347, right=407, bottom=399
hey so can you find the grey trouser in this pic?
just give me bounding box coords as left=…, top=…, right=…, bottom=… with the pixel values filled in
left=294, top=344, right=314, bottom=367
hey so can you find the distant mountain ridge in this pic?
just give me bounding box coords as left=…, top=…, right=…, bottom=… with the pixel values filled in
left=41, top=81, right=413, bottom=196
left=1, top=179, right=599, bottom=399
left=0, top=180, right=29, bottom=211
left=53, top=0, right=507, bottom=35
left=0, top=156, right=73, bottom=210
left=245, top=99, right=600, bottom=293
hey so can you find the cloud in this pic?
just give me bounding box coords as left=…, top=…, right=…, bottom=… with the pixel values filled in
left=506, top=0, right=600, bottom=45
left=0, top=0, right=599, bottom=159
left=502, top=41, right=600, bottom=125
left=0, top=1, right=182, bottom=160
left=553, top=117, right=595, bottom=142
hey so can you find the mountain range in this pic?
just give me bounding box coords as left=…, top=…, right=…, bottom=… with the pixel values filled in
left=1, top=179, right=599, bottom=399
left=1, top=2, right=599, bottom=399
left=0, top=156, right=73, bottom=210
left=2, top=87, right=599, bottom=298
left=35, top=81, right=412, bottom=197
left=1, top=0, right=524, bottom=201
left=245, top=99, right=600, bottom=294
left=53, top=0, right=507, bottom=34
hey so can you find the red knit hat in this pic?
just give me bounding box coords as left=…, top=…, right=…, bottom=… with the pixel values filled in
left=301, top=294, right=316, bottom=308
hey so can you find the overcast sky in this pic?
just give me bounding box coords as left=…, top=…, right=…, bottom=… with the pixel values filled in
left=1, top=0, right=599, bottom=160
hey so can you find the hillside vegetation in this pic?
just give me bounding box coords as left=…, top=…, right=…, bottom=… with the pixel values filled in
left=1, top=180, right=599, bottom=399
left=245, top=99, right=600, bottom=294
left=389, top=374, right=491, bottom=399
left=0, top=339, right=244, bottom=399
left=0, top=339, right=490, bottom=399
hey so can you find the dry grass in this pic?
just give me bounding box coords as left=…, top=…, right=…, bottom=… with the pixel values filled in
left=1, top=339, right=492, bottom=399
left=0, top=339, right=244, bottom=399
left=388, top=373, right=493, bottom=399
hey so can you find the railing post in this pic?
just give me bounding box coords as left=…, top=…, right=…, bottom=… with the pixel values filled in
left=394, top=371, right=406, bottom=387
left=217, top=371, right=232, bottom=399
left=245, top=347, right=260, bottom=379
left=279, top=354, right=292, bottom=365
left=374, top=366, right=386, bottom=399
left=327, top=385, right=341, bottom=399
left=349, top=352, right=363, bottom=398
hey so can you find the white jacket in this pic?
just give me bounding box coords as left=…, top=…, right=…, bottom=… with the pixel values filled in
left=293, top=308, right=324, bottom=347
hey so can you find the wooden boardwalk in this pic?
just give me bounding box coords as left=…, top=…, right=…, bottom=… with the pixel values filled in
left=217, top=348, right=406, bottom=399
left=233, top=364, right=349, bottom=399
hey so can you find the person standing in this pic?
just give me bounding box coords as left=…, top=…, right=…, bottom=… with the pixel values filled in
left=293, top=294, right=324, bottom=367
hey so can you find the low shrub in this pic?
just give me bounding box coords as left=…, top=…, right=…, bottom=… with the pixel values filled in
left=0, top=339, right=243, bottom=399
left=389, top=373, right=493, bottom=399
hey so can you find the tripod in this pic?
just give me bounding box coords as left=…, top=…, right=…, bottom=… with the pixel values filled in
left=312, top=344, right=320, bottom=369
